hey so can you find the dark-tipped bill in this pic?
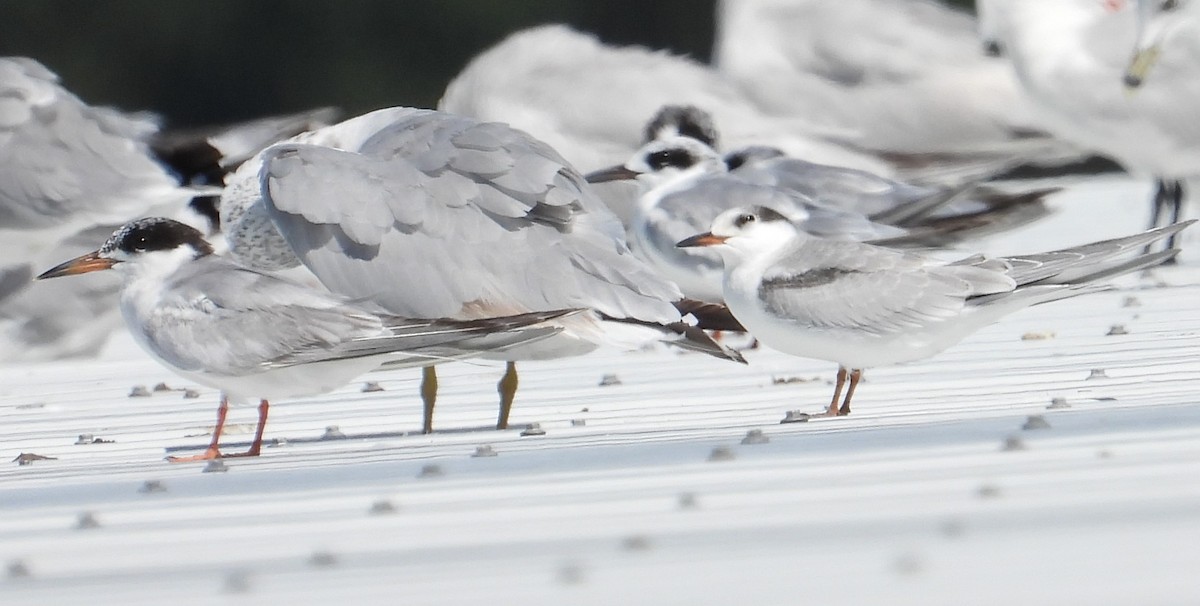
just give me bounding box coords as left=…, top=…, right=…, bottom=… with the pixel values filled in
left=37, top=251, right=117, bottom=279
left=1124, top=45, right=1160, bottom=90
left=584, top=165, right=642, bottom=183
left=677, top=232, right=729, bottom=248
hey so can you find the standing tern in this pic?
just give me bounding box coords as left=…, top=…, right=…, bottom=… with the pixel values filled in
left=37, top=217, right=577, bottom=461
left=221, top=107, right=743, bottom=434
left=1124, top=0, right=1199, bottom=89
left=679, top=206, right=1191, bottom=417
left=981, top=0, right=1199, bottom=251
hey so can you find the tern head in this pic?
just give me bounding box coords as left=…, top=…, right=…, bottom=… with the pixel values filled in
left=1125, top=0, right=1191, bottom=88
left=642, top=105, right=720, bottom=149
left=676, top=206, right=797, bottom=261
left=585, top=136, right=725, bottom=187
left=37, top=217, right=215, bottom=280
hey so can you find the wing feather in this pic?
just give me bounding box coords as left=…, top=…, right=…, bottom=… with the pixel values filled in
left=757, top=240, right=975, bottom=336
left=260, top=109, right=680, bottom=324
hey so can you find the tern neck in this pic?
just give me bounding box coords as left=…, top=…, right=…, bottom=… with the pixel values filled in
left=118, top=246, right=206, bottom=287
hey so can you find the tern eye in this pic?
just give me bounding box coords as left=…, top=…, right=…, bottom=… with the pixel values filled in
left=1162, top=0, right=1179, bottom=10
left=734, top=213, right=757, bottom=228
left=647, top=148, right=694, bottom=171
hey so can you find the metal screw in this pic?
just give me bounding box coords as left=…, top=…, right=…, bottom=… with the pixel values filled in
left=471, top=445, right=498, bottom=458
left=520, top=423, right=546, bottom=437
left=740, top=429, right=769, bottom=445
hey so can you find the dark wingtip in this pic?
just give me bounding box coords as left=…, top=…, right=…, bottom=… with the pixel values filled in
left=584, top=165, right=641, bottom=183
left=754, top=206, right=790, bottom=223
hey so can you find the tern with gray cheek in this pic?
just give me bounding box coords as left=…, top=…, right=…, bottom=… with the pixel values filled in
left=38, top=217, right=578, bottom=461
left=679, top=206, right=1191, bottom=417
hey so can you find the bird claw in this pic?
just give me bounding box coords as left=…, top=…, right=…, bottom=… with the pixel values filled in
left=165, top=446, right=223, bottom=463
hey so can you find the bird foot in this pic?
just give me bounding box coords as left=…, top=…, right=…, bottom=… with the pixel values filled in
left=166, top=445, right=261, bottom=463
left=166, top=446, right=223, bottom=463
left=780, top=405, right=850, bottom=423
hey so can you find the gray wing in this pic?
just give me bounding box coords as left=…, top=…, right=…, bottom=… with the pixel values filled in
left=640, top=177, right=795, bottom=276
left=144, top=260, right=575, bottom=374
left=274, top=310, right=577, bottom=369
left=141, top=258, right=388, bottom=376
left=643, top=174, right=902, bottom=274
left=0, top=57, right=186, bottom=242
left=757, top=239, right=982, bottom=336
left=259, top=109, right=681, bottom=324
left=733, top=156, right=937, bottom=217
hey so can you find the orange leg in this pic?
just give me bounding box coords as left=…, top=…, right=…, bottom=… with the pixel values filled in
left=822, top=367, right=848, bottom=417
left=839, top=369, right=862, bottom=416
left=223, top=399, right=269, bottom=458
left=167, top=395, right=230, bottom=462
left=167, top=397, right=269, bottom=462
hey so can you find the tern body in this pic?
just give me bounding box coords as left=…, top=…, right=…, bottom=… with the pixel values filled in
left=220, top=106, right=741, bottom=432
left=680, top=207, right=1190, bottom=416
left=38, top=218, right=574, bottom=459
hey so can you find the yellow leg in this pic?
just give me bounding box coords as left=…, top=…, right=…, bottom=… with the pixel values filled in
left=421, top=366, right=438, bottom=434
left=496, top=361, right=519, bottom=430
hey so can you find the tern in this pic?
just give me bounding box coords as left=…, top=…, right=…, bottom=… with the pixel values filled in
left=679, top=206, right=1191, bottom=416
left=219, top=107, right=744, bottom=434
left=586, top=107, right=1057, bottom=302
left=38, top=218, right=577, bottom=460
left=980, top=0, right=1198, bottom=251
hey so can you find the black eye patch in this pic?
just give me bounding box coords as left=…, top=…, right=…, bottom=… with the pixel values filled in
left=108, top=218, right=214, bottom=257
left=647, top=148, right=695, bottom=170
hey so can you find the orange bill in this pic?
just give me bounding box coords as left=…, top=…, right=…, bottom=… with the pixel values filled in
left=36, top=251, right=117, bottom=279
left=676, top=232, right=729, bottom=248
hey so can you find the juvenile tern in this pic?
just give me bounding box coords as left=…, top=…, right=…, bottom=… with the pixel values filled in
left=588, top=136, right=907, bottom=302
left=594, top=105, right=1056, bottom=231
left=37, top=218, right=577, bottom=460
left=221, top=107, right=744, bottom=433
left=679, top=206, right=1191, bottom=416
left=587, top=111, right=1056, bottom=302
